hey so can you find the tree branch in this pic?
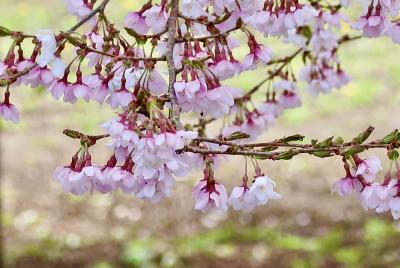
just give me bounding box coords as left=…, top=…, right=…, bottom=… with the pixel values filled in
left=0, top=0, right=111, bottom=87
left=166, top=0, right=182, bottom=129
left=182, top=140, right=395, bottom=159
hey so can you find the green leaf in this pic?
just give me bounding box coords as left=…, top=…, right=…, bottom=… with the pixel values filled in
left=340, top=146, right=365, bottom=156
left=315, top=137, right=334, bottom=148
left=301, top=26, right=312, bottom=39
left=276, top=149, right=299, bottom=160
left=388, top=149, right=399, bottom=160
left=311, top=139, right=318, bottom=147
left=61, top=33, right=83, bottom=46
left=281, top=134, right=305, bottom=143
left=381, top=129, right=399, bottom=144
left=259, top=146, right=279, bottom=152
left=312, top=151, right=333, bottom=158
left=352, top=126, right=374, bottom=144
left=124, top=27, right=147, bottom=44
left=333, top=137, right=344, bottom=145
left=223, top=131, right=250, bottom=141
left=0, top=25, right=11, bottom=37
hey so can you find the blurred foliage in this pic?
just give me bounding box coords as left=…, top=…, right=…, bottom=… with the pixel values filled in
left=5, top=218, right=400, bottom=267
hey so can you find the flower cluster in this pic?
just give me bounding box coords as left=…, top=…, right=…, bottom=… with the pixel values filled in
left=55, top=110, right=198, bottom=203
left=353, top=0, right=400, bottom=42
left=332, top=155, right=400, bottom=220
left=193, top=164, right=281, bottom=212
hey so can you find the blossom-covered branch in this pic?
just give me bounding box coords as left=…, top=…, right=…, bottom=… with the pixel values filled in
left=1, top=0, right=400, bottom=219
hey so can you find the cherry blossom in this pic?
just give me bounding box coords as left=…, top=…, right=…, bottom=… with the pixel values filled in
left=35, top=30, right=57, bottom=67
left=0, top=92, right=19, bottom=123
left=124, top=12, right=149, bottom=35
left=332, top=176, right=359, bottom=197
left=228, top=185, right=257, bottom=212
left=353, top=156, right=382, bottom=182
left=193, top=179, right=229, bottom=213
left=249, top=175, right=282, bottom=205
left=142, top=4, right=168, bottom=34
left=389, top=197, right=400, bottom=220
left=353, top=15, right=387, bottom=38
left=243, top=35, right=272, bottom=70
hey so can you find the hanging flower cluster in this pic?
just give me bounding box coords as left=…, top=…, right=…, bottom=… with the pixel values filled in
left=1, top=0, right=400, bottom=219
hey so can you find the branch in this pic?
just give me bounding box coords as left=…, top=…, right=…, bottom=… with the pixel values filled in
left=183, top=139, right=396, bottom=160
left=166, top=0, right=182, bottom=129
left=175, top=24, right=241, bottom=43
left=76, top=45, right=166, bottom=62
left=0, top=0, right=111, bottom=87
left=67, top=0, right=110, bottom=32
left=236, top=47, right=303, bottom=102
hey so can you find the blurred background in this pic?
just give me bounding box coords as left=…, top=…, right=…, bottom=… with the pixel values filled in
left=1, top=1, right=400, bottom=267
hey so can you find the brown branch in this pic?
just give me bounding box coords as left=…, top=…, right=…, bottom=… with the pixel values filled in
left=81, top=46, right=166, bottom=62
left=63, top=129, right=110, bottom=146
left=62, top=126, right=399, bottom=163
left=182, top=140, right=394, bottom=159
left=166, top=0, right=182, bottom=129
left=176, top=25, right=241, bottom=43
left=67, top=0, right=111, bottom=33
left=195, top=137, right=392, bottom=149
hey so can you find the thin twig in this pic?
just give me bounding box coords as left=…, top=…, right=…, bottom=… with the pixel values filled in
left=182, top=140, right=393, bottom=159
left=81, top=46, right=166, bottom=61
left=176, top=25, right=241, bottom=43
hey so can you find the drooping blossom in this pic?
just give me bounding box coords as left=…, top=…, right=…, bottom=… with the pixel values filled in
left=249, top=175, right=282, bottom=205
left=193, top=178, right=229, bottom=213
left=353, top=156, right=382, bottom=182
left=142, top=4, right=169, bottom=34
left=35, top=30, right=57, bottom=67
left=0, top=91, right=19, bottom=123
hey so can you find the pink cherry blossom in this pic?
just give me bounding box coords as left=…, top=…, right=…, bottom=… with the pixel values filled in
left=124, top=12, right=149, bottom=35
left=142, top=4, right=168, bottom=34
left=228, top=185, right=257, bottom=211
left=53, top=166, right=82, bottom=194
left=134, top=168, right=175, bottom=203
left=243, top=41, right=272, bottom=70
left=385, top=23, right=400, bottom=44
left=0, top=101, right=19, bottom=123
left=352, top=15, right=387, bottom=38
left=47, top=78, right=69, bottom=100
left=354, top=156, right=382, bottom=182
left=205, top=86, right=235, bottom=118
left=182, top=0, right=207, bottom=18
left=18, top=60, right=55, bottom=88
left=71, top=82, right=91, bottom=102
left=359, top=183, right=382, bottom=210
left=107, top=165, right=135, bottom=193
left=65, top=0, right=96, bottom=25
left=35, top=30, right=57, bottom=67
left=332, top=176, right=359, bottom=196
left=145, top=69, right=168, bottom=95
left=208, top=59, right=242, bottom=81
left=389, top=197, right=400, bottom=220
left=106, top=89, right=134, bottom=109
left=193, top=179, right=228, bottom=213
